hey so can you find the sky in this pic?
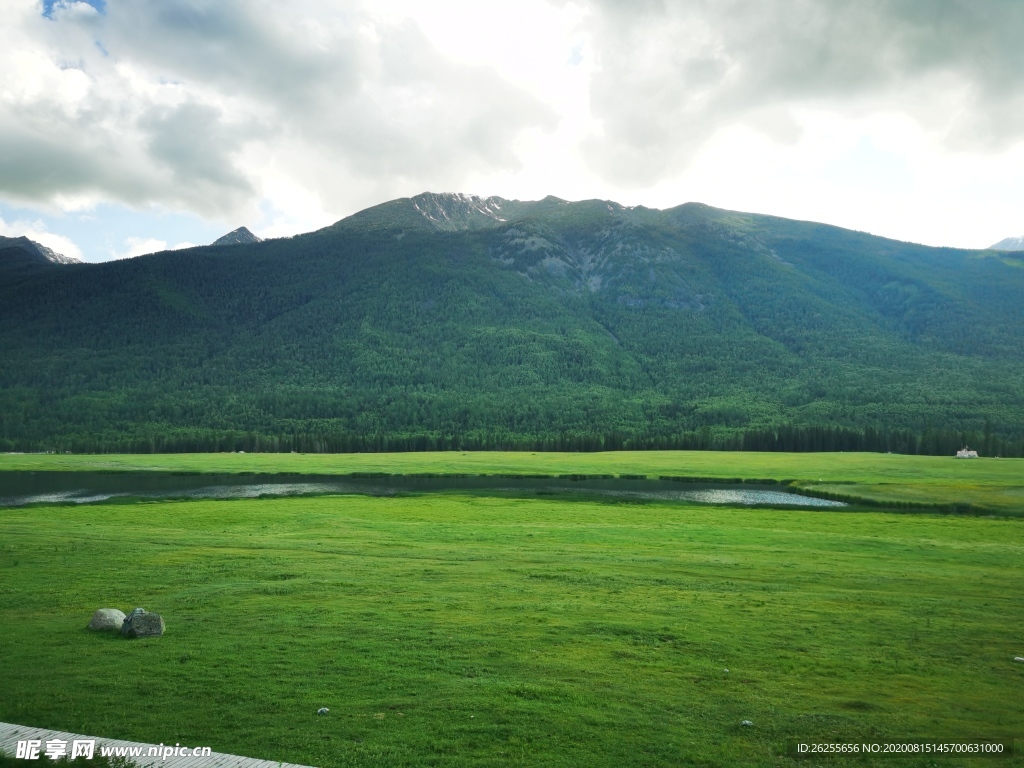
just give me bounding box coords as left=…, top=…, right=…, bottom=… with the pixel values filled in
left=2, top=0, right=1024, bottom=262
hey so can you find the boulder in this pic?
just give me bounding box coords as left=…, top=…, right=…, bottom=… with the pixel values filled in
left=121, top=606, right=145, bottom=634
left=121, top=607, right=165, bottom=639
left=87, top=608, right=126, bottom=632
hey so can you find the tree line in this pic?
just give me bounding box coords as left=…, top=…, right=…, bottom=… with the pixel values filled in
left=7, top=422, right=1019, bottom=457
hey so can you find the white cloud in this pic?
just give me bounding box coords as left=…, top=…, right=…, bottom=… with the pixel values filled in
left=1, top=0, right=1024, bottom=254
left=115, top=237, right=168, bottom=259
left=0, top=0, right=554, bottom=228
left=112, top=237, right=200, bottom=260
left=0, top=215, right=83, bottom=260
left=643, top=110, right=1024, bottom=249
left=579, top=0, right=1024, bottom=186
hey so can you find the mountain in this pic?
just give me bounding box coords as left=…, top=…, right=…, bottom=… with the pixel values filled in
left=211, top=226, right=262, bottom=246
left=990, top=235, right=1024, bottom=251
left=0, top=235, right=78, bottom=266
left=2, top=192, right=1023, bottom=454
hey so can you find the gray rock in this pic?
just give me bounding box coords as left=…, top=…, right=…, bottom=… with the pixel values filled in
left=317, top=708, right=329, bottom=716
left=121, top=607, right=165, bottom=639
left=1015, top=656, right=1024, bottom=663
left=741, top=720, right=754, bottom=727
left=88, top=608, right=126, bottom=632
left=121, top=606, right=145, bottom=633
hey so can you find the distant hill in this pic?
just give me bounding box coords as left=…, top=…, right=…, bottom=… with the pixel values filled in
left=1, top=192, right=1023, bottom=454
left=0, top=235, right=78, bottom=266
left=990, top=235, right=1024, bottom=251
left=211, top=227, right=262, bottom=246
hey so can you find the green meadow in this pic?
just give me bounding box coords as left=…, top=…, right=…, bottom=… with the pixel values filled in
left=2, top=450, right=1022, bottom=514
left=1, top=451, right=1023, bottom=767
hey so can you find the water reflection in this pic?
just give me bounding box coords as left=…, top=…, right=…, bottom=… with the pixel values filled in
left=0, top=471, right=845, bottom=508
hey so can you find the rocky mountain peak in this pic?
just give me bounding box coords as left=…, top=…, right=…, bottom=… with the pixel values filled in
left=0, top=235, right=78, bottom=264
left=989, top=235, right=1024, bottom=251
left=212, top=227, right=262, bottom=246
left=408, top=192, right=514, bottom=231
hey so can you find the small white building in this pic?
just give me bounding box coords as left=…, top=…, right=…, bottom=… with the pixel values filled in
left=956, top=446, right=979, bottom=459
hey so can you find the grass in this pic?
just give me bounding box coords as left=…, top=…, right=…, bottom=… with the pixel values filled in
left=1, top=450, right=1022, bottom=514
left=2, top=488, right=1023, bottom=767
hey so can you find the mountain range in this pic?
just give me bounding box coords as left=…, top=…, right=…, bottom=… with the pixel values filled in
left=1, top=192, right=1022, bottom=454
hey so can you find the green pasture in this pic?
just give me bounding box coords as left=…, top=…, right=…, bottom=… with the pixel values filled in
left=1, top=450, right=1022, bottom=513
left=2, top=490, right=1023, bottom=767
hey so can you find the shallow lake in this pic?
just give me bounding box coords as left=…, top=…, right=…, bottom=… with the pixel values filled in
left=0, top=471, right=845, bottom=507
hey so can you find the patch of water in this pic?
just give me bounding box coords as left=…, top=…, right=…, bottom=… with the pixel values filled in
left=0, top=472, right=845, bottom=508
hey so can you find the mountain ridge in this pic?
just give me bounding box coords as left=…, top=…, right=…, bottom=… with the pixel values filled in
left=0, top=235, right=78, bottom=265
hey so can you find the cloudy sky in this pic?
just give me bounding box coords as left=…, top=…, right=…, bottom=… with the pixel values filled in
left=2, top=0, right=1023, bottom=262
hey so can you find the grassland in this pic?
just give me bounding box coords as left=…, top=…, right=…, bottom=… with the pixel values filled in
left=1, top=450, right=1022, bottom=514
left=2, top=486, right=1023, bottom=767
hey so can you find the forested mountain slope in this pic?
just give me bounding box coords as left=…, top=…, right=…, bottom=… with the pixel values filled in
left=2, top=193, right=1023, bottom=454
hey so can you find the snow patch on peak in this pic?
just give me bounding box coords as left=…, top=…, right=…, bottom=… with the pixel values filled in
left=34, top=240, right=79, bottom=263
left=409, top=192, right=511, bottom=231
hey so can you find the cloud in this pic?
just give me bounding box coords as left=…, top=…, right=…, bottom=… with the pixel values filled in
left=0, top=215, right=83, bottom=260
left=580, top=0, right=1024, bottom=185
left=0, top=0, right=554, bottom=222
left=3, top=0, right=1022, bottom=254
left=113, top=236, right=196, bottom=260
